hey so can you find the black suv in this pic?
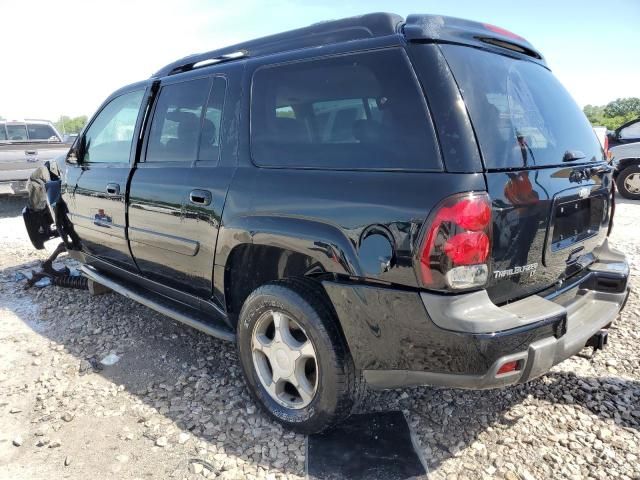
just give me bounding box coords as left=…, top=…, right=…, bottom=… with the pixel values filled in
left=24, top=13, right=629, bottom=433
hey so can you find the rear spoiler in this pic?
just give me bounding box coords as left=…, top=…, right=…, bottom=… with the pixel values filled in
left=402, top=15, right=546, bottom=66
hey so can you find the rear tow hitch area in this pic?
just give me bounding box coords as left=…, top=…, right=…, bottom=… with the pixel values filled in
left=585, top=329, right=609, bottom=352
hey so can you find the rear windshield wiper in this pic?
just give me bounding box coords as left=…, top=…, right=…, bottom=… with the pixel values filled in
left=563, top=150, right=586, bottom=162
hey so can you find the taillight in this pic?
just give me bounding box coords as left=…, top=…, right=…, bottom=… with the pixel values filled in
left=604, top=135, right=610, bottom=161
left=418, top=192, right=492, bottom=290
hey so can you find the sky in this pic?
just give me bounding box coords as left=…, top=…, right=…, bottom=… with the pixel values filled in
left=1, top=0, right=638, bottom=122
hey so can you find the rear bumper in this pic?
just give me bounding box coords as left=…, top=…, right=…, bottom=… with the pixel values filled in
left=323, top=240, right=629, bottom=390
left=364, top=287, right=628, bottom=390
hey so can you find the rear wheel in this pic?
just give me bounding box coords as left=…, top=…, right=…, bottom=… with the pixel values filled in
left=616, top=165, right=640, bottom=200
left=237, top=278, right=361, bottom=433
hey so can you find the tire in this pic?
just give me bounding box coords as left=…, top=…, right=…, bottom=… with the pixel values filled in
left=616, top=164, right=640, bottom=200
left=237, top=278, right=362, bottom=434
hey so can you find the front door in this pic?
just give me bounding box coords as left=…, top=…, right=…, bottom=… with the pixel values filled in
left=128, top=74, right=230, bottom=300
left=66, top=89, right=146, bottom=270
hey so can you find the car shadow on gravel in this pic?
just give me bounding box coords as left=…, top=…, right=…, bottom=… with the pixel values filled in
left=1, top=263, right=308, bottom=477
left=361, top=368, right=638, bottom=472
left=2, top=261, right=638, bottom=478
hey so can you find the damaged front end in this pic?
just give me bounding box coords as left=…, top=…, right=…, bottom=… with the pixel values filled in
left=23, top=157, right=79, bottom=250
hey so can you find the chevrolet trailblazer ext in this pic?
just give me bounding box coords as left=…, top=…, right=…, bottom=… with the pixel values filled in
left=23, top=13, right=629, bottom=433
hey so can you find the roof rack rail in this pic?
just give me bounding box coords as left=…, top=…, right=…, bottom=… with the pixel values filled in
left=167, top=50, right=247, bottom=76
left=152, top=12, right=403, bottom=78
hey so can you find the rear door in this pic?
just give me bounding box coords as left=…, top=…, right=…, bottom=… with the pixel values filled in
left=441, top=45, right=612, bottom=304
left=128, top=72, right=233, bottom=301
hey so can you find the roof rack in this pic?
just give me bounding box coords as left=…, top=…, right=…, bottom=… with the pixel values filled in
left=152, top=12, right=403, bottom=78
left=167, top=50, right=247, bottom=76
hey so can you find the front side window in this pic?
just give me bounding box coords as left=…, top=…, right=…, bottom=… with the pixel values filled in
left=146, top=78, right=210, bottom=162
left=620, top=121, right=640, bottom=140
left=84, top=90, right=144, bottom=164
left=0, top=125, right=7, bottom=141
left=250, top=48, right=440, bottom=170
left=6, top=124, right=28, bottom=141
left=27, top=123, right=60, bottom=141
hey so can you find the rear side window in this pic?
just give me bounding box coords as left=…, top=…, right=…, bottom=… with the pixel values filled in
left=441, top=45, right=602, bottom=169
left=147, top=78, right=210, bottom=163
left=198, top=76, right=227, bottom=162
left=27, top=123, right=59, bottom=141
left=6, top=124, right=27, bottom=141
left=251, top=48, right=440, bottom=170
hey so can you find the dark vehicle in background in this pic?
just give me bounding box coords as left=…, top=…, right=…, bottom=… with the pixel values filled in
left=23, top=13, right=629, bottom=433
left=0, top=120, right=68, bottom=195
left=608, top=118, right=640, bottom=199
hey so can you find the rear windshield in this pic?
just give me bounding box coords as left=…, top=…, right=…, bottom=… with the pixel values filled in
left=441, top=45, right=602, bottom=170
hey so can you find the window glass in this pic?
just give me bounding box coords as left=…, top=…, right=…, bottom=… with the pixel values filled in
left=620, top=121, right=640, bottom=140
left=250, top=48, right=440, bottom=170
left=0, top=125, right=7, bottom=141
left=27, top=123, right=59, bottom=141
left=147, top=78, right=210, bottom=162
left=6, top=124, right=28, bottom=141
left=441, top=45, right=602, bottom=169
left=198, top=76, right=227, bottom=162
left=84, top=90, right=144, bottom=163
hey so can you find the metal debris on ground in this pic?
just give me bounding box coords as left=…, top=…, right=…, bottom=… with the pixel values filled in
left=16, top=242, right=88, bottom=290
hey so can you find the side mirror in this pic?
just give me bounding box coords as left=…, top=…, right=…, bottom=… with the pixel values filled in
left=66, top=136, right=86, bottom=165
left=607, top=131, right=618, bottom=142
left=66, top=147, right=79, bottom=165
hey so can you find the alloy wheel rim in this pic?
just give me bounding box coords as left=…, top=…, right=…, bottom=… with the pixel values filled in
left=251, top=310, right=318, bottom=409
left=624, top=173, right=640, bottom=194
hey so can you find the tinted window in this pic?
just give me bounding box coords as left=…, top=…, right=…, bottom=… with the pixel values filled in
left=27, top=123, right=59, bottom=141
left=6, top=124, right=27, bottom=141
left=198, top=77, right=226, bottom=162
left=620, top=121, right=640, bottom=140
left=441, top=45, right=602, bottom=169
left=251, top=48, right=439, bottom=170
left=84, top=90, right=144, bottom=164
left=0, top=125, right=6, bottom=141
left=147, top=78, right=210, bottom=162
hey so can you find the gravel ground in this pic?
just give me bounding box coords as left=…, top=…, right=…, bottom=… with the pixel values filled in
left=0, top=194, right=639, bottom=480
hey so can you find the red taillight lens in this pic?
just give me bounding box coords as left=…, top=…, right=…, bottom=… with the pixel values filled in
left=482, top=23, right=525, bottom=41
left=444, top=231, right=490, bottom=265
left=497, top=360, right=521, bottom=375
left=418, top=193, right=492, bottom=290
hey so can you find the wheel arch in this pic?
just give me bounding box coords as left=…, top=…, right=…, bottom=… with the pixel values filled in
left=217, top=215, right=362, bottom=326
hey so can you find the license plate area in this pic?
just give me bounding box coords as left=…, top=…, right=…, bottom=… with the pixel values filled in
left=551, top=197, right=603, bottom=251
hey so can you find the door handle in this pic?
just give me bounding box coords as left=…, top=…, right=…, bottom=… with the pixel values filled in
left=25, top=150, right=38, bottom=155
left=189, top=189, right=211, bottom=206
left=106, top=183, right=120, bottom=195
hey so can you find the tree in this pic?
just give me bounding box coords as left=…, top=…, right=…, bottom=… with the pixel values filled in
left=583, top=97, right=640, bottom=131
left=603, top=97, right=640, bottom=118
left=55, top=115, right=88, bottom=134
